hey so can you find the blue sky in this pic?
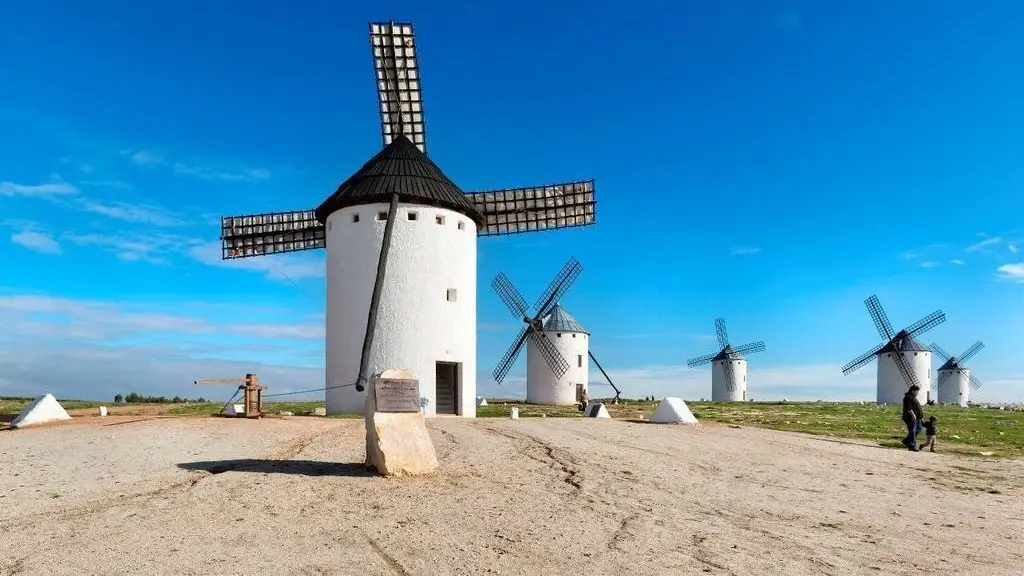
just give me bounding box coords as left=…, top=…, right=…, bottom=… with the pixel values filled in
left=1, top=0, right=1023, bottom=403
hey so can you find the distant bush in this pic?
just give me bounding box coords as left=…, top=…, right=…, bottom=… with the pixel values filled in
left=120, top=392, right=207, bottom=404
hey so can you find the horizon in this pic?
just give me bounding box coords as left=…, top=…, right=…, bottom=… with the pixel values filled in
left=2, top=1, right=1023, bottom=404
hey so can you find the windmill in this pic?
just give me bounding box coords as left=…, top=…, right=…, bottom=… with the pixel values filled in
left=217, top=22, right=597, bottom=417
left=491, top=257, right=619, bottom=405
left=687, top=317, right=766, bottom=402
left=929, top=341, right=985, bottom=407
left=841, top=294, right=946, bottom=405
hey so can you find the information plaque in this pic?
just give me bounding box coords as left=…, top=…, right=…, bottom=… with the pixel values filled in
left=373, top=378, right=421, bottom=413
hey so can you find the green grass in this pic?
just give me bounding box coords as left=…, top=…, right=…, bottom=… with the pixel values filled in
left=0, top=396, right=105, bottom=414
left=687, top=401, right=1023, bottom=458
left=5, top=393, right=1019, bottom=458
left=167, top=400, right=329, bottom=416
left=477, top=398, right=1024, bottom=459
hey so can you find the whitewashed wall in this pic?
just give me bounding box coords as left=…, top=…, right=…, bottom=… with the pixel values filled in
left=324, top=203, right=477, bottom=417
left=711, top=359, right=747, bottom=402
left=526, top=329, right=589, bottom=405
left=876, top=351, right=931, bottom=405
left=937, top=368, right=970, bottom=407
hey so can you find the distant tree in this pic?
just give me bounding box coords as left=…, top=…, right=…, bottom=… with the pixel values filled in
left=172, top=396, right=182, bottom=404
left=114, top=394, right=124, bottom=404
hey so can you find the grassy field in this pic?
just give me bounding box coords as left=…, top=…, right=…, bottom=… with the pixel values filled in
left=3, top=395, right=1020, bottom=458
left=478, top=399, right=1023, bottom=458
left=0, top=396, right=106, bottom=414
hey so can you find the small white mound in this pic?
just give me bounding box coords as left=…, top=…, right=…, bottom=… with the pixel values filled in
left=585, top=402, right=611, bottom=419
left=224, top=403, right=245, bottom=417
left=11, top=393, right=73, bottom=429
left=650, top=397, right=698, bottom=424
left=476, top=396, right=488, bottom=406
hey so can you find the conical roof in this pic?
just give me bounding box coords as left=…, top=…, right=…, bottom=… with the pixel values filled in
left=937, top=357, right=963, bottom=371
left=713, top=345, right=745, bottom=362
left=879, top=332, right=930, bottom=353
left=540, top=304, right=588, bottom=334
left=314, top=134, right=485, bottom=226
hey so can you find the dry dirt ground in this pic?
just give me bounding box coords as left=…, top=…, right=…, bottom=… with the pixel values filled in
left=1, top=415, right=1022, bottom=575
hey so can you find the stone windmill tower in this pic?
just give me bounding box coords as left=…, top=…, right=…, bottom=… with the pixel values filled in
left=930, top=341, right=985, bottom=407
left=217, top=22, right=597, bottom=417
left=687, top=317, right=766, bottom=402
left=841, top=294, right=946, bottom=405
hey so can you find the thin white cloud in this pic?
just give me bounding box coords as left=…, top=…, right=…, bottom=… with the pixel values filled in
left=1009, top=243, right=1019, bottom=254
left=63, top=231, right=185, bottom=264
left=122, top=148, right=271, bottom=182
left=172, top=162, right=271, bottom=182
left=72, top=198, right=184, bottom=226
left=0, top=342, right=324, bottom=403
left=11, top=230, right=62, bottom=255
left=187, top=241, right=324, bottom=281
left=128, top=150, right=164, bottom=166
left=80, top=179, right=132, bottom=191
left=995, top=263, right=1024, bottom=282
left=1, top=176, right=184, bottom=227
left=919, top=261, right=940, bottom=268
left=949, top=259, right=965, bottom=265
left=966, top=237, right=1001, bottom=252
left=0, top=294, right=323, bottom=341
left=0, top=179, right=79, bottom=197
left=0, top=292, right=325, bottom=401
left=730, top=247, right=763, bottom=256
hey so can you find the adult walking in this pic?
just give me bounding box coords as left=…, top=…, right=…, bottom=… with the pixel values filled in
left=901, top=384, right=924, bottom=451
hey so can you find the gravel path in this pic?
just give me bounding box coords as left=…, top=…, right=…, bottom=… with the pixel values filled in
left=1, top=416, right=1021, bottom=575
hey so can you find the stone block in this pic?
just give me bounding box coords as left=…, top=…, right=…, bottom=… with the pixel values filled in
left=364, top=369, right=439, bottom=477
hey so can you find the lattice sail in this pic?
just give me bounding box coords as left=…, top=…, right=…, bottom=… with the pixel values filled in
left=468, top=180, right=596, bottom=237
left=370, top=22, right=427, bottom=153
left=220, top=209, right=325, bottom=259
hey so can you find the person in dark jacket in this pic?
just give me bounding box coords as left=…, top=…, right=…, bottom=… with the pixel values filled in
left=901, top=385, right=924, bottom=451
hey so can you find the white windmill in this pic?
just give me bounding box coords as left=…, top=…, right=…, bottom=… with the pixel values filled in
left=929, top=341, right=985, bottom=407
left=687, top=317, right=766, bottom=402
left=490, top=258, right=623, bottom=405
left=841, top=294, right=946, bottom=405
left=217, top=22, right=597, bottom=417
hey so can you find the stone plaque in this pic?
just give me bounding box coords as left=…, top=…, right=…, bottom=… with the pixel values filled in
left=374, top=378, right=422, bottom=413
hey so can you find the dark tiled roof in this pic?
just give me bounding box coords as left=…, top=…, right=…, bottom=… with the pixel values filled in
left=712, top=345, right=745, bottom=361
left=877, top=333, right=930, bottom=354
left=314, top=134, right=485, bottom=225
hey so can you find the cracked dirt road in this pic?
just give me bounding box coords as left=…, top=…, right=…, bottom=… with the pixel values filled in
left=1, top=416, right=1021, bottom=575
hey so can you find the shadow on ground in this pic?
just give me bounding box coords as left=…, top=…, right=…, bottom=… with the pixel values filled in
left=178, top=459, right=372, bottom=477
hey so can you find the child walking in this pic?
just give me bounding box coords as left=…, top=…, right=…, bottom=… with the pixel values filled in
left=921, top=416, right=937, bottom=452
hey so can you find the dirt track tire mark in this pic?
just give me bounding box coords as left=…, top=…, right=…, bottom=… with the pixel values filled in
left=477, top=423, right=583, bottom=491
left=366, top=536, right=411, bottom=575
left=606, top=512, right=641, bottom=551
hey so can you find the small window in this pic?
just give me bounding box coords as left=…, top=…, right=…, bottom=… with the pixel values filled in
left=571, top=333, right=576, bottom=338
left=577, top=354, right=582, bottom=368
left=352, top=214, right=360, bottom=223
left=377, top=212, right=388, bottom=221
left=408, top=212, right=418, bottom=221
left=436, top=215, right=445, bottom=225
left=457, top=221, right=465, bottom=230
left=446, top=288, right=457, bottom=302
